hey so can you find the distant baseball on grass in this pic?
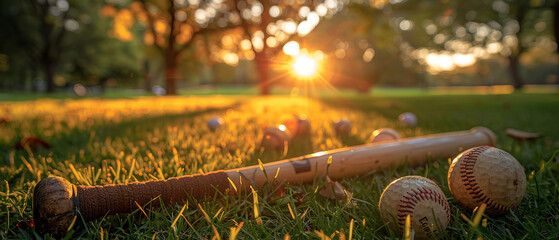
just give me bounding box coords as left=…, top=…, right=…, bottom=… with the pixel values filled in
left=399, top=112, right=417, bottom=127
left=207, top=117, right=224, bottom=130
left=379, top=176, right=450, bottom=239
left=448, top=146, right=526, bottom=215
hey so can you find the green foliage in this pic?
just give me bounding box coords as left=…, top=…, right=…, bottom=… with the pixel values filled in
left=62, top=7, right=142, bottom=87
left=0, top=0, right=142, bottom=92
left=344, top=0, right=558, bottom=89
left=0, top=93, right=558, bottom=239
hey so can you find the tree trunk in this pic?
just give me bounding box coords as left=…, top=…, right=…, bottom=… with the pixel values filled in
left=164, top=52, right=179, bottom=95
left=30, top=65, right=38, bottom=92
left=44, top=62, right=56, bottom=93
left=255, top=51, right=270, bottom=95
left=508, top=55, right=524, bottom=90
left=98, top=77, right=110, bottom=93
left=163, top=0, right=179, bottom=96
left=142, top=60, right=152, bottom=92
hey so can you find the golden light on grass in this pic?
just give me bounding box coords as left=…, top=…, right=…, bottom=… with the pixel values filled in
left=292, top=53, right=319, bottom=78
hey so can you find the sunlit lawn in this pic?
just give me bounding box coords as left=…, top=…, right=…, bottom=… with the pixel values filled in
left=0, top=93, right=558, bottom=239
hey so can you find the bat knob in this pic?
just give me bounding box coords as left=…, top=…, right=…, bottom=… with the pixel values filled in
left=33, top=177, right=78, bottom=237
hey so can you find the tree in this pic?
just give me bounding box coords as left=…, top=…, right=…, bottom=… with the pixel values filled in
left=103, top=0, right=344, bottom=95
left=0, top=0, right=74, bottom=92
left=449, top=0, right=556, bottom=89
left=301, top=1, right=429, bottom=92
left=103, top=0, right=238, bottom=95
left=381, top=0, right=557, bottom=90
left=0, top=0, right=139, bottom=92
left=228, top=0, right=344, bottom=95
left=231, top=1, right=309, bottom=95
left=345, top=2, right=423, bottom=90
left=66, top=7, right=142, bottom=91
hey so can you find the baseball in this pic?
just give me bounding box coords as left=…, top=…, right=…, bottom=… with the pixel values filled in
left=370, top=128, right=400, bottom=143
left=333, top=119, right=352, bottom=135
left=207, top=117, right=224, bottom=130
left=261, top=125, right=291, bottom=152
left=379, top=176, right=450, bottom=239
left=448, top=146, right=526, bottom=215
left=282, top=114, right=310, bottom=136
left=399, top=112, right=417, bottom=127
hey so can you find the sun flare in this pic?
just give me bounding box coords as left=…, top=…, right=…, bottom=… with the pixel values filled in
left=292, top=54, right=318, bottom=78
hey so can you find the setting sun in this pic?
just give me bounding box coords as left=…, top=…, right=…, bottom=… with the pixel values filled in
left=292, top=53, right=318, bottom=78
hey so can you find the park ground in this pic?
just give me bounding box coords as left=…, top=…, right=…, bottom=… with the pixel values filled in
left=0, top=90, right=558, bottom=239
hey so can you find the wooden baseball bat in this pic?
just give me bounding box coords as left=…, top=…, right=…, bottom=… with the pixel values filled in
left=33, top=127, right=495, bottom=237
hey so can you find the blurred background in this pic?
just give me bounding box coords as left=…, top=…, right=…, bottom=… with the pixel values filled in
left=0, top=0, right=557, bottom=96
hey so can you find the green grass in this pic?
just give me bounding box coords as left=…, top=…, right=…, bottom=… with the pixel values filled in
left=0, top=93, right=558, bottom=239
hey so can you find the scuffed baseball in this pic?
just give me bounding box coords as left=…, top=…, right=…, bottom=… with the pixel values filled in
left=370, top=128, right=400, bottom=143
left=399, top=112, right=417, bottom=127
left=448, top=146, right=526, bottom=215
left=379, top=176, right=450, bottom=239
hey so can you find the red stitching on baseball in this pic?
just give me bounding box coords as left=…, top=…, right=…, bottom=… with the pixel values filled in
left=459, top=146, right=511, bottom=213
left=396, top=186, right=450, bottom=229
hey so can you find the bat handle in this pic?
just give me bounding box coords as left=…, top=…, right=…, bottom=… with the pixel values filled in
left=33, top=172, right=230, bottom=237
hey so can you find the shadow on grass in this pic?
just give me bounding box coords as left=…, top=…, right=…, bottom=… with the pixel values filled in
left=2, top=105, right=237, bottom=167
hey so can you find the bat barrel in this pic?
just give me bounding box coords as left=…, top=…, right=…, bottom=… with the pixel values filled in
left=227, top=127, right=496, bottom=187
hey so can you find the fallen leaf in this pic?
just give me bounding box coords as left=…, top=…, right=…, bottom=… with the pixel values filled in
left=506, top=128, right=542, bottom=141
left=319, top=176, right=352, bottom=200
left=0, top=117, right=10, bottom=124
left=15, top=136, right=51, bottom=150
left=267, top=186, right=287, bottom=202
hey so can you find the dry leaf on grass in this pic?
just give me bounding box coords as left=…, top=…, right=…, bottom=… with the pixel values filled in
left=15, top=136, right=51, bottom=150
left=267, top=186, right=287, bottom=202
left=506, top=128, right=542, bottom=141
left=0, top=117, right=10, bottom=123
left=319, top=176, right=352, bottom=200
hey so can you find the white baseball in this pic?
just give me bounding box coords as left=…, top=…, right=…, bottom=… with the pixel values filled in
left=379, top=176, right=450, bottom=240
left=207, top=117, right=224, bottom=130
left=399, top=112, right=417, bottom=127
left=448, top=146, right=526, bottom=215
left=370, top=128, right=400, bottom=143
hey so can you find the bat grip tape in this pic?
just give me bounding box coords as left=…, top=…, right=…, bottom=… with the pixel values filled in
left=76, top=171, right=229, bottom=220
